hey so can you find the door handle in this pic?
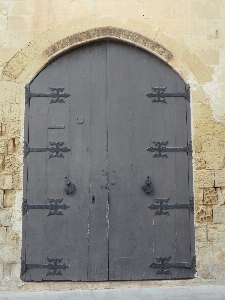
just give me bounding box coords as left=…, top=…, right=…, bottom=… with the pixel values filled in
left=64, top=177, right=76, bottom=195
left=142, top=176, right=153, bottom=194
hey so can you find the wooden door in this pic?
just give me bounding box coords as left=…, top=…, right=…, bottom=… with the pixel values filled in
left=22, top=41, right=194, bottom=281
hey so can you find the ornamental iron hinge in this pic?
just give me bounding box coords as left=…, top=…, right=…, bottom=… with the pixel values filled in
left=150, top=255, right=196, bottom=275
left=22, top=198, right=69, bottom=216
left=142, top=176, right=153, bottom=194
left=25, top=85, right=71, bottom=104
left=24, top=141, right=71, bottom=158
left=147, top=141, right=192, bottom=158
left=148, top=197, right=194, bottom=215
left=64, top=177, right=76, bottom=195
left=146, top=85, right=190, bottom=103
left=21, top=257, right=69, bottom=277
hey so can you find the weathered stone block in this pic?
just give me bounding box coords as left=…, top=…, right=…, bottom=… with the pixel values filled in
left=0, top=140, right=7, bottom=155
left=0, top=1, right=12, bottom=15
left=193, top=153, right=206, bottom=170
left=196, top=205, right=212, bottom=223
left=201, top=50, right=219, bottom=65
left=194, top=188, right=204, bottom=205
left=3, top=262, right=12, bottom=279
left=201, top=136, right=225, bottom=152
left=0, top=227, right=6, bottom=244
left=191, top=1, right=222, bottom=19
left=14, top=137, right=21, bottom=154
left=0, top=174, right=13, bottom=190
left=0, top=15, right=7, bottom=31
left=0, top=208, right=12, bottom=227
left=193, top=135, right=202, bottom=153
left=197, top=241, right=213, bottom=251
left=205, top=152, right=225, bottom=170
left=195, top=170, right=214, bottom=188
left=0, top=82, right=19, bottom=103
left=195, top=224, right=208, bottom=241
left=197, top=264, right=214, bottom=279
left=4, top=190, right=16, bottom=208
left=0, top=155, right=5, bottom=171
left=1, top=230, right=21, bottom=263
left=0, top=189, right=3, bottom=209
left=11, top=1, right=32, bottom=16
left=181, top=50, right=213, bottom=83
left=203, top=188, right=218, bottom=205
left=8, top=16, right=27, bottom=31
left=208, top=224, right=225, bottom=241
left=0, top=104, right=10, bottom=120
left=4, top=155, right=22, bottom=172
left=217, top=187, right=225, bottom=206
left=10, top=262, right=21, bottom=282
left=196, top=241, right=213, bottom=273
left=5, top=228, right=20, bottom=245
left=9, top=104, right=21, bottom=120
left=192, top=103, right=213, bottom=120
left=192, top=87, right=208, bottom=104
left=0, top=262, right=3, bottom=281
left=194, top=120, right=225, bottom=140
left=215, top=170, right=225, bottom=187
left=7, top=139, right=16, bottom=155
left=4, top=120, right=21, bottom=138
left=12, top=172, right=22, bottom=190
left=2, top=51, right=28, bottom=80
left=213, top=206, right=225, bottom=224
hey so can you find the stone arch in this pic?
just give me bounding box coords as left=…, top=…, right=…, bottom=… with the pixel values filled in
left=2, top=18, right=212, bottom=86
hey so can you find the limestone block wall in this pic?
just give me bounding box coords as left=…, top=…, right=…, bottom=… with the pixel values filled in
left=0, top=0, right=224, bottom=289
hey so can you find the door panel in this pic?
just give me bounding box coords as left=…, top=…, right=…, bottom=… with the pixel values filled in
left=106, top=42, right=192, bottom=280
left=22, top=41, right=194, bottom=281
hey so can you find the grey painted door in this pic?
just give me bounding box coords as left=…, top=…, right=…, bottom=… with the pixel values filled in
left=22, top=41, right=194, bottom=281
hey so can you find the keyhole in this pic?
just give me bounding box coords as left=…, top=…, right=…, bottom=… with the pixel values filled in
left=92, top=195, right=95, bottom=204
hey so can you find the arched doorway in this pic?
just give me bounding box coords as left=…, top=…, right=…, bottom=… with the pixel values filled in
left=21, top=40, right=194, bottom=281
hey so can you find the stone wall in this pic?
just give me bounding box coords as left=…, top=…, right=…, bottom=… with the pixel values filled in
left=0, top=0, right=225, bottom=289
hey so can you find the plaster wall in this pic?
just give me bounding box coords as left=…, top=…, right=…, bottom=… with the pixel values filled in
left=0, top=0, right=224, bottom=290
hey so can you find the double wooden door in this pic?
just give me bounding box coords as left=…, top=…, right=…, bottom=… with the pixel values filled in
left=22, top=41, right=194, bottom=281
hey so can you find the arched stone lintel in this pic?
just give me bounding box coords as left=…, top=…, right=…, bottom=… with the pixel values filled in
left=2, top=26, right=173, bottom=82
left=43, top=27, right=173, bottom=62
left=1, top=17, right=212, bottom=87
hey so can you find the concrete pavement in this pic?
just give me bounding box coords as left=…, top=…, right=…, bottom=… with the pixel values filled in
left=0, top=285, right=225, bottom=300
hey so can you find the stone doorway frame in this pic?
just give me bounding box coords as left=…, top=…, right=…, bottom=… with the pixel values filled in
left=0, top=17, right=214, bottom=286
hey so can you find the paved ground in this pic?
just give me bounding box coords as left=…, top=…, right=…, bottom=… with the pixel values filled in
left=0, top=285, right=225, bottom=300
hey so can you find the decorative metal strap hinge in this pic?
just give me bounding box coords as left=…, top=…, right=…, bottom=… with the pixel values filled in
left=150, top=255, right=196, bottom=274
left=148, top=197, right=194, bottom=215
left=24, top=141, right=71, bottom=158
left=146, top=85, right=190, bottom=103
left=25, top=85, right=71, bottom=104
left=147, top=141, right=192, bottom=158
left=22, top=198, right=69, bottom=216
left=21, top=257, right=69, bottom=276
left=142, top=176, right=153, bottom=194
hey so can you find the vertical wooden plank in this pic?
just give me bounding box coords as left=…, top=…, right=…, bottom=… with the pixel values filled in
left=172, top=82, right=191, bottom=279
left=66, top=42, right=108, bottom=280
left=43, top=53, right=71, bottom=281
left=23, top=89, right=49, bottom=281
left=65, top=46, right=91, bottom=281
left=86, top=42, right=108, bottom=281
left=107, top=41, right=134, bottom=280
